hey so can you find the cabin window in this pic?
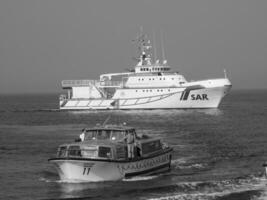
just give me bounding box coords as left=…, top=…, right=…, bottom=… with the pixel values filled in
left=116, top=146, right=126, bottom=159
left=98, top=146, right=112, bottom=158
left=57, top=146, right=67, bottom=157
left=82, top=147, right=97, bottom=157
left=141, top=140, right=161, bottom=155
left=68, top=146, right=81, bottom=157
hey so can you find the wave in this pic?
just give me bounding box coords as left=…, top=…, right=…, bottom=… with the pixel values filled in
left=171, top=158, right=207, bottom=170
left=141, top=175, right=267, bottom=200
left=10, top=109, right=60, bottom=113
left=123, top=175, right=159, bottom=182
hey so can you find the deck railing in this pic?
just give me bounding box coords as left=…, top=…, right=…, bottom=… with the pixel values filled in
left=99, top=80, right=122, bottom=87
left=62, top=79, right=124, bottom=88
left=61, top=80, right=98, bottom=88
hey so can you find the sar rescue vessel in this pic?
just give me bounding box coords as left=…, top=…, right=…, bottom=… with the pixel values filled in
left=48, top=124, right=173, bottom=182
left=59, top=31, right=232, bottom=110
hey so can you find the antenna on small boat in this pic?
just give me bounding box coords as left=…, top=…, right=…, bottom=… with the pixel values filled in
left=102, top=115, right=111, bottom=126
left=224, top=69, right=228, bottom=79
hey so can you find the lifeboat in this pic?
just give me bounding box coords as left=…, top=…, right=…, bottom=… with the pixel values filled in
left=48, top=124, right=173, bottom=182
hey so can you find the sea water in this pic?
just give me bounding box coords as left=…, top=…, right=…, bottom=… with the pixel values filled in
left=0, top=90, right=267, bottom=200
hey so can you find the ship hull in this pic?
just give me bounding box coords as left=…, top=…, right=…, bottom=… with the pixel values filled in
left=49, top=150, right=172, bottom=182
left=59, top=85, right=231, bottom=110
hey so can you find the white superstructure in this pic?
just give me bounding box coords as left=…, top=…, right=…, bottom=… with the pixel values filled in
left=59, top=32, right=231, bottom=110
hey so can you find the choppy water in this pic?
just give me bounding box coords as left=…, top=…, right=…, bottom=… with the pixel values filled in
left=1, top=90, right=267, bottom=200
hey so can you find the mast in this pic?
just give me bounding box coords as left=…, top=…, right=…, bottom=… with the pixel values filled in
left=160, top=30, right=167, bottom=65
left=153, top=31, right=158, bottom=64
left=134, top=27, right=152, bottom=66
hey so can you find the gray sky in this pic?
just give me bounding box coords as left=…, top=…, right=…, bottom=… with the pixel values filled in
left=1, top=0, right=267, bottom=94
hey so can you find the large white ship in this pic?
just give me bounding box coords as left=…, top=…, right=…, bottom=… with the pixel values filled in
left=59, top=32, right=231, bottom=110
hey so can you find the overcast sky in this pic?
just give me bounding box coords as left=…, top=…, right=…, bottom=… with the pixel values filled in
left=1, top=0, right=267, bottom=94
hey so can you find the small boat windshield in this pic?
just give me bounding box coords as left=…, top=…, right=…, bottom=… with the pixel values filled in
left=84, top=129, right=128, bottom=141
left=111, top=130, right=125, bottom=141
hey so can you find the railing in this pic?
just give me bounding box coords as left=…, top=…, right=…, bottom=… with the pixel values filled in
left=61, top=80, right=98, bottom=87
left=98, top=80, right=122, bottom=87
left=61, top=79, right=124, bottom=88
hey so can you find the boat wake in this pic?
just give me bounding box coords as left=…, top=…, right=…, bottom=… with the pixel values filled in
left=171, top=158, right=207, bottom=170
left=142, top=175, right=267, bottom=200
left=123, top=175, right=159, bottom=182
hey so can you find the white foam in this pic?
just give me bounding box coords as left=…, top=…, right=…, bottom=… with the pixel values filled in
left=123, top=175, right=158, bottom=182
left=147, top=177, right=267, bottom=200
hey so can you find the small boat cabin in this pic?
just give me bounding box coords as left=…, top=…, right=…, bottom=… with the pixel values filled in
left=56, top=125, right=168, bottom=161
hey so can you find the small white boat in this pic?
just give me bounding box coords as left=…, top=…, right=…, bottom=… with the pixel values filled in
left=49, top=124, right=172, bottom=182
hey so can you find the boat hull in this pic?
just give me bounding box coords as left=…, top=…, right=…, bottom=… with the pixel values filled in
left=59, top=84, right=231, bottom=110
left=49, top=150, right=172, bottom=182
